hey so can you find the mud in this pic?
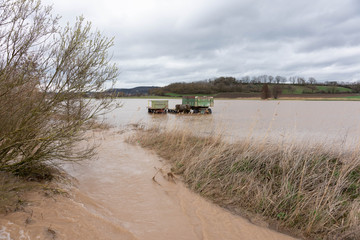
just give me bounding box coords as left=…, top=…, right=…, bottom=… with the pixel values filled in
left=0, top=188, right=136, bottom=240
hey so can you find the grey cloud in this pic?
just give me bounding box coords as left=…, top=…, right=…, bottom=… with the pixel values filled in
left=43, top=0, right=360, bottom=87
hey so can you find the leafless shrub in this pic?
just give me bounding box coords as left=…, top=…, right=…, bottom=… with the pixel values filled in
left=0, top=0, right=118, bottom=179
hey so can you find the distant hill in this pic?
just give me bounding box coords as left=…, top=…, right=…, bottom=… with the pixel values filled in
left=149, top=76, right=358, bottom=98
left=106, top=86, right=159, bottom=96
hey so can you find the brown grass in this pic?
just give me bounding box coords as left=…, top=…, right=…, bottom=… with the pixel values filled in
left=130, top=127, right=360, bottom=239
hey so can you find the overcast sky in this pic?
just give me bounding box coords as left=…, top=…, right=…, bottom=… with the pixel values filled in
left=42, top=0, right=360, bottom=88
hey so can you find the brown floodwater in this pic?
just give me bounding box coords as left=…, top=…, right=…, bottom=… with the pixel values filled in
left=2, top=99, right=360, bottom=239
left=1, top=130, right=295, bottom=240
left=107, top=99, right=360, bottom=145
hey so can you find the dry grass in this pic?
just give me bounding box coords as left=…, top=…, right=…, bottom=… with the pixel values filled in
left=130, top=126, right=360, bottom=239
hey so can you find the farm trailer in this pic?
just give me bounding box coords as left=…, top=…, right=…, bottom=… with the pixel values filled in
left=147, top=100, right=168, bottom=114
left=169, top=96, right=214, bottom=114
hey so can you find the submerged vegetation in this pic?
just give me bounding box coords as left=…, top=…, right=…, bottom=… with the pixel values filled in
left=132, top=127, right=360, bottom=239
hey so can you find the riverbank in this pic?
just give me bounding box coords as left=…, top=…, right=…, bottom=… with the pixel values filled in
left=0, top=128, right=295, bottom=240
left=130, top=126, right=360, bottom=239
left=0, top=179, right=136, bottom=240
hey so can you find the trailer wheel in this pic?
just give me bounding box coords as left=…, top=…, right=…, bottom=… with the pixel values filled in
left=208, top=108, right=212, bottom=114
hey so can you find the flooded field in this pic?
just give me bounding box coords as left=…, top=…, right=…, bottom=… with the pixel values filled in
left=107, top=99, right=360, bottom=144
left=2, top=99, right=360, bottom=239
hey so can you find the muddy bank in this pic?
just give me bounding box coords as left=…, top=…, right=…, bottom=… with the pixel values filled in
left=1, top=129, right=295, bottom=240
left=0, top=190, right=136, bottom=240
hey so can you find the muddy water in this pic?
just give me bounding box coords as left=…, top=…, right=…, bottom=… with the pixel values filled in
left=2, top=99, right=359, bottom=239
left=107, top=99, right=360, bottom=145
left=0, top=130, right=295, bottom=240
left=69, top=130, right=296, bottom=240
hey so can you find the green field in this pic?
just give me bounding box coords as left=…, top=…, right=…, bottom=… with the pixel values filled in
left=316, top=85, right=353, bottom=92
left=343, top=95, right=360, bottom=99
left=280, top=85, right=353, bottom=94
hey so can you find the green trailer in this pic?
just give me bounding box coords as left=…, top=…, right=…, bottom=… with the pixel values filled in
left=182, top=96, right=214, bottom=108
left=147, top=100, right=168, bottom=113
left=169, top=96, right=213, bottom=114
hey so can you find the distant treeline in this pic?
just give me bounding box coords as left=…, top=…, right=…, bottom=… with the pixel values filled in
left=105, top=86, right=159, bottom=96
left=149, top=76, right=360, bottom=96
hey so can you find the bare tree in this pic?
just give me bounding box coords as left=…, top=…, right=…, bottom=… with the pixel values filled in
left=275, top=76, right=281, bottom=84
left=290, top=76, right=297, bottom=84
left=241, top=76, right=250, bottom=83
left=268, top=75, right=274, bottom=84
left=308, top=77, right=317, bottom=85
left=259, top=75, right=268, bottom=83
left=251, top=76, right=259, bottom=84
left=297, top=77, right=306, bottom=85
left=275, top=75, right=287, bottom=84
left=0, top=0, right=118, bottom=178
